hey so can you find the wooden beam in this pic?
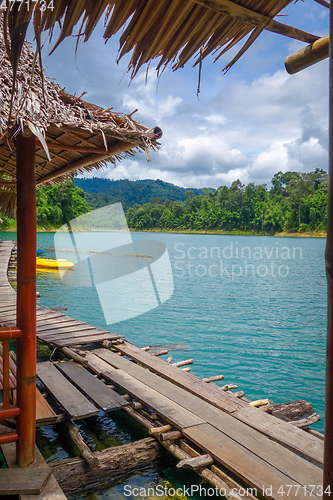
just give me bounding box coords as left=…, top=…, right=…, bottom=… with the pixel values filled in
left=36, top=141, right=110, bottom=154
left=313, top=0, right=330, bottom=9
left=285, top=34, right=329, bottom=74
left=191, top=0, right=319, bottom=43
left=36, top=140, right=139, bottom=186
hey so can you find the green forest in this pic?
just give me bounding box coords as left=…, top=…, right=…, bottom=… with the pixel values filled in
left=0, top=179, right=91, bottom=230
left=0, top=169, right=328, bottom=234
left=74, top=177, right=205, bottom=210
left=126, top=169, right=328, bottom=234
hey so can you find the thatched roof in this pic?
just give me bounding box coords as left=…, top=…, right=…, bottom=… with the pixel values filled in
left=0, top=16, right=162, bottom=215
left=3, top=0, right=321, bottom=82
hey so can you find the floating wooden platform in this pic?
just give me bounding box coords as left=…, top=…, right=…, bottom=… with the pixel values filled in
left=0, top=240, right=325, bottom=499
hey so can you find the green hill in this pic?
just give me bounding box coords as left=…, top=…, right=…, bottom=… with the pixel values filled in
left=74, top=178, right=208, bottom=211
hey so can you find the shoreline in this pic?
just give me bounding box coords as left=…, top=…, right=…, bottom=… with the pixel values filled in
left=129, top=228, right=327, bottom=238
left=0, top=227, right=327, bottom=238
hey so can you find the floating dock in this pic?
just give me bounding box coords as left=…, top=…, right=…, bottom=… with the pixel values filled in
left=0, top=241, right=324, bottom=499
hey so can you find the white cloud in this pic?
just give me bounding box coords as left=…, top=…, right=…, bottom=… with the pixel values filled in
left=96, top=61, right=328, bottom=188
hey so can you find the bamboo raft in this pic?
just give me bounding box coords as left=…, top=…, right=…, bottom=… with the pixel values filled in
left=0, top=240, right=325, bottom=499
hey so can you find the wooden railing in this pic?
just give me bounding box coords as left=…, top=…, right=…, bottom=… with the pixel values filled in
left=0, top=327, right=21, bottom=445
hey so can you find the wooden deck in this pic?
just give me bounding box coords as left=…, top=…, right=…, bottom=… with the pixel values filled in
left=0, top=240, right=325, bottom=499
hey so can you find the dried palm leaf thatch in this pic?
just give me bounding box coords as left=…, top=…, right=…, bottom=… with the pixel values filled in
left=0, top=15, right=161, bottom=216
left=3, top=0, right=320, bottom=84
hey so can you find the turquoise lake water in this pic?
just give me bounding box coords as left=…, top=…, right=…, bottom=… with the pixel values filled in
left=0, top=231, right=327, bottom=498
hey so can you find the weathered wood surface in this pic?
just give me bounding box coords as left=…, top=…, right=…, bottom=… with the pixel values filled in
left=56, top=360, right=128, bottom=411
left=91, top=348, right=323, bottom=484
left=36, top=388, right=63, bottom=426
left=37, top=361, right=98, bottom=420
left=2, top=441, right=67, bottom=500
left=51, top=333, right=122, bottom=347
left=38, top=328, right=112, bottom=340
left=114, top=342, right=323, bottom=465
left=74, top=352, right=205, bottom=429
left=116, top=342, right=242, bottom=413
left=50, top=438, right=161, bottom=495
left=232, top=405, right=323, bottom=466
left=183, top=423, right=320, bottom=500
left=0, top=468, right=51, bottom=495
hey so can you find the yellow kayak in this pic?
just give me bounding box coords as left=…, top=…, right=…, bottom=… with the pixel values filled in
left=36, top=257, right=74, bottom=270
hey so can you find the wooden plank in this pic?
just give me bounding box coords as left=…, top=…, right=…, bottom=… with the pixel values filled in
left=38, top=326, right=106, bottom=338
left=232, top=405, right=324, bottom=466
left=2, top=442, right=67, bottom=500
left=50, top=333, right=122, bottom=346
left=36, top=311, right=66, bottom=320
left=56, top=360, right=128, bottom=411
left=93, top=349, right=323, bottom=483
left=36, top=316, right=85, bottom=325
left=36, top=320, right=87, bottom=332
left=39, top=329, right=111, bottom=341
left=0, top=304, right=16, bottom=311
left=115, top=342, right=323, bottom=465
left=36, top=388, right=60, bottom=426
left=36, top=361, right=98, bottom=420
left=183, top=424, right=315, bottom=500
left=75, top=354, right=205, bottom=429
left=0, top=468, right=51, bottom=495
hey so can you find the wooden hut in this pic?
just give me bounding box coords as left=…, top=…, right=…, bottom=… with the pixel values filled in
left=0, top=0, right=331, bottom=494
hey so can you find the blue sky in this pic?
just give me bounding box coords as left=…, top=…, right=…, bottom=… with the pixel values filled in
left=28, top=1, right=329, bottom=189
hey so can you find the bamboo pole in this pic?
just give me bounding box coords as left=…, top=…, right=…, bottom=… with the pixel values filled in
left=285, top=35, right=329, bottom=74
left=324, top=11, right=333, bottom=497
left=16, top=131, right=36, bottom=467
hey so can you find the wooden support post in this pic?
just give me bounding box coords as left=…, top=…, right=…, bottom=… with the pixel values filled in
left=149, top=425, right=172, bottom=435
left=172, top=359, right=193, bottom=367
left=221, top=384, right=238, bottom=391
left=16, top=131, right=36, bottom=467
left=152, top=349, right=168, bottom=357
left=202, top=375, right=224, bottom=383
left=159, top=430, right=182, bottom=441
left=325, top=11, right=333, bottom=497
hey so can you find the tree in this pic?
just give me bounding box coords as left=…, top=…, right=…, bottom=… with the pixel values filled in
left=150, top=196, right=162, bottom=204
left=185, top=190, right=194, bottom=200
